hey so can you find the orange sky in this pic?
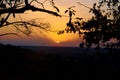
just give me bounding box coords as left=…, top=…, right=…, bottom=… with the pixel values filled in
left=0, top=0, right=98, bottom=47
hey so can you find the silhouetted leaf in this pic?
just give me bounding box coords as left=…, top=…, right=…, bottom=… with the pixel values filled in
left=72, top=12, right=75, bottom=15
left=65, top=10, right=68, bottom=13
left=53, top=6, right=59, bottom=12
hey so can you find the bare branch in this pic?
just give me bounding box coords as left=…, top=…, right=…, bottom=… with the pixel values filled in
left=1, top=21, right=49, bottom=29
left=77, top=2, right=92, bottom=9
left=13, top=23, right=31, bottom=36
left=0, top=33, right=21, bottom=37
left=0, top=13, right=11, bottom=26
left=34, top=0, right=45, bottom=9
left=0, top=0, right=60, bottom=37
left=0, top=5, right=61, bottom=17
left=0, top=19, right=54, bottom=36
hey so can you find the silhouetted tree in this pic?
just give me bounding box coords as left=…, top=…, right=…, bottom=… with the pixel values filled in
left=58, top=6, right=83, bottom=35
left=82, top=0, right=120, bottom=48
left=59, top=0, right=120, bottom=48
left=0, top=0, right=61, bottom=36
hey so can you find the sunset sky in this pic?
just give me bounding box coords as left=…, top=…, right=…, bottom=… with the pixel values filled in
left=0, top=0, right=99, bottom=47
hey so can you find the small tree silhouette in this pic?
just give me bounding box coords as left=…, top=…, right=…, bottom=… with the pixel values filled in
left=81, top=0, right=120, bottom=48
left=59, top=1, right=120, bottom=48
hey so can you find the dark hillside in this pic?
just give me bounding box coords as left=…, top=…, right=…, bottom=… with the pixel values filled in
left=0, top=44, right=120, bottom=80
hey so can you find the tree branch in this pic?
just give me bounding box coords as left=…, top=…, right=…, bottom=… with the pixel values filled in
left=0, top=33, right=21, bottom=37
left=0, top=13, right=11, bottom=27
left=0, top=5, right=61, bottom=17
left=1, top=21, right=49, bottom=29
left=77, top=2, right=91, bottom=9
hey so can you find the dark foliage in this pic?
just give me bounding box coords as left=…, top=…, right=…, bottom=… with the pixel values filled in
left=59, top=1, right=120, bottom=48
left=81, top=0, right=120, bottom=47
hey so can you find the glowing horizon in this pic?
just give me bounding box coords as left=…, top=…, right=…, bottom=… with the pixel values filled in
left=0, top=0, right=98, bottom=47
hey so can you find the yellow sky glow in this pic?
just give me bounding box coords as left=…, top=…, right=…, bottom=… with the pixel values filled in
left=0, top=0, right=98, bottom=47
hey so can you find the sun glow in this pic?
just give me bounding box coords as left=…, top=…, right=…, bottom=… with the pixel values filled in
left=56, top=41, right=60, bottom=44
left=0, top=0, right=95, bottom=47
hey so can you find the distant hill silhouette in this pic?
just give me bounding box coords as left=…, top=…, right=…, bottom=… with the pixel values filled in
left=0, top=44, right=120, bottom=80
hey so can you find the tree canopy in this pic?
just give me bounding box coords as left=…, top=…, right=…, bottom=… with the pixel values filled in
left=58, top=0, right=120, bottom=48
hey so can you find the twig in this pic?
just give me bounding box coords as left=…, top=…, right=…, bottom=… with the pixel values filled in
left=77, top=2, right=92, bottom=9
left=0, top=33, right=21, bottom=37
left=0, top=4, right=61, bottom=17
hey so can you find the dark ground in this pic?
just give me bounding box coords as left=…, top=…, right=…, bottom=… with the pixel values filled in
left=0, top=44, right=120, bottom=80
